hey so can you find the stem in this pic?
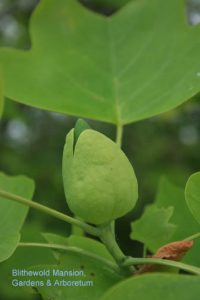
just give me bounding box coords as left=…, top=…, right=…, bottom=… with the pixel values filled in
left=116, top=124, right=123, bottom=147
left=99, top=223, right=135, bottom=274
left=0, top=189, right=99, bottom=236
left=122, top=257, right=200, bottom=275
left=71, top=215, right=84, bottom=236
left=18, top=242, right=121, bottom=275
left=99, top=223, right=126, bottom=264
left=184, top=232, right=200, bottom=241
left=143, top=244, right=147, bottom=258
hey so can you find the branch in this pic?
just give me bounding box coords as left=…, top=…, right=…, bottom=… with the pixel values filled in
left=122, top=257, right=200, bottom=275
left=0, top=189, right=99, bottom=236
left=18, top=242, right=121, bottom=275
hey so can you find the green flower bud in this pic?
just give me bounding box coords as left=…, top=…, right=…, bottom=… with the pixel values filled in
left=62, top=127, right=138, bottom=225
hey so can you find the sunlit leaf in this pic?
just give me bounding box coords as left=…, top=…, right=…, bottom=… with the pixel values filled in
left=0, top=0, right=200, bottom=124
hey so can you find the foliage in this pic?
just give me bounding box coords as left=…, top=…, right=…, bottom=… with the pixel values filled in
left=100, top=274, right=200, bottom=300
left=185, top=172, right=200, bottom=224
left=1, top=0, right=200, bottom=124
left=0, top=77, right=4, bottom=117
left=0, top=173, right=34, bottom=262
left=0, top=0, right=200, bottom=300
left=130, top=205, right=176, bottom=251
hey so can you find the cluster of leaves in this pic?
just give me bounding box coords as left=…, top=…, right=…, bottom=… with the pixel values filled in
left=0, top=0, right=200, bottom=299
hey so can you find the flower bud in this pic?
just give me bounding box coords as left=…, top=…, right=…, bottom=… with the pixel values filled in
left=62, top=127, right=138, bottom=225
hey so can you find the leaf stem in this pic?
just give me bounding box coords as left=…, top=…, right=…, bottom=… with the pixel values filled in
left=184, top=232, right=200, bottom=241
left=116, top=124, right=123, bottom=147
left=122, top=257, right=200, bottom=275
left=18, top=242, right=121, bottom=275
left=99, top=223, right=135, bottom=274
left=99, top=223, right=125, bottom=263
left=0, top=189, right=99, bottom=236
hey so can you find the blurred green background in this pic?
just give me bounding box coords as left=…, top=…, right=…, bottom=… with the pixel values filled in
left=0, top=0, right=200, bottom=299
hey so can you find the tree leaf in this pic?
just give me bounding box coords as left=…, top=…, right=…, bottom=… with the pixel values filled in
left=185, top=171, right=200, bottom=225
left=42, top=233, right=115, bottom=262
left=0, top=233, right=20, bottom=263
left=0, top=222, right=56, bottom=300
left=0, top=0, right=200, bottom=124
left=130, top=205, right=176, bottom=251
left=86, top=0, right=131, bottom=10
left=136, top=240, right=193, bottom=275
left=0, top=76, right=4, bottom=118
left=26, top=251, right=121, bottom=300
left=131, top=177, right=200, bottom=266
left=0, top=172, right=35, bottom=262
left=100, top=274, right=200, bottom=300
left=155, top=177, right=200, bottom=266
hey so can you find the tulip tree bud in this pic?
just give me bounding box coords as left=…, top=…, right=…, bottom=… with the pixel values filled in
left=62, top=124, right=138, bottom=225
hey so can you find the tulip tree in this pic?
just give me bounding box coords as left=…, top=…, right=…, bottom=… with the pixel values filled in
left=0, top=0, right=200, bottom=299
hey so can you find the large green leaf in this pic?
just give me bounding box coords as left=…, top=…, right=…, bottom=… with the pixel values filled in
left=185, top=172, right=200, bottom=224
left=0, top=0, right=200, bottom=124
left=130, top=205, right=176, bottom=251
left=0, top=173, right=35, bottom=262
left=100, top=274, right=200, bottom=300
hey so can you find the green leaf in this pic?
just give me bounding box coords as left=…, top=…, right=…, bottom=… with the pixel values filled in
left=155, top=177, right=200, bottom=266
left=1, top=0, right=200, bottom=124
left=100, top=274, right=200, bottom=300
left=86, top=0, right=131, bottom=10
left=130, top=177, right=200, bottom=266
left=130, top=205, right=176, bottom=251
left=26, top=251, right=121, bottom=300
left=0, top=76, right=4, bottom=118
left=0, top=233, right=20, bottom=263
left=42, top=233, right=115, bottom=262
left=185, top=172, right=200, bottom=225
left=0, top=172, right=35, bottom=262
left=0, top=222, right=56, bottom=300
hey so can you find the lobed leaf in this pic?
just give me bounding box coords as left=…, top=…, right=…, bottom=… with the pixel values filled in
left=130, top=177, right=200, bottom=266
left=155, top=177, right=200, bottom=266
left=130, top=205, right=176, bottom=251
left=0, top=0, right=200, bottom=124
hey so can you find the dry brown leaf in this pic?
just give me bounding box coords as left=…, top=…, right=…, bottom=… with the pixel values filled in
left=136, top=240, right=193, bottom=275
